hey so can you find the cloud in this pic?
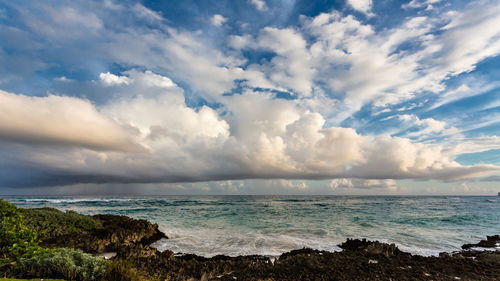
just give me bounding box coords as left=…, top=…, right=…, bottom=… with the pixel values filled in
left=100, top=69, right=175, bottom=89
left=250, top=0, right=268, bottom=11
left=396, top=114, right=458, bottom=139
left=346, top=0, right=373, bottom=15
left=211, top=14, right=227, bottom=27
left=329, top=178, right=398, bottom=190
left=206, top=179, right=307, bottom=194
left=229, top=27, right=314, bottom=96
left=132, top=3, right=163, bottom=22
left=1, top=81, right=498, bottom=188
left=99, top=72, right=131, bottom=86
left=1, top=0, right=500, bottom=192
left=403, top=0, right=441, bottom=10
left=0, top=90, right=143, bottom=152
left=447, top=136, right=500, bottom=155
left=7, top=0, right=500, bottom=118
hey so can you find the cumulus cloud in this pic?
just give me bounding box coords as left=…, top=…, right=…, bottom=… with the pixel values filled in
left=211, top=14, right=227, bottom=27
left=346, top=0, right=373, bottom=15
left=100, top=72, right=131, bottom=86
left=1, top=79, right=498, bottom=188
left=100, top=69, right=175, bottom=89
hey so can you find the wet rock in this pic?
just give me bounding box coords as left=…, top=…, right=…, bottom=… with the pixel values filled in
left=462, top=235, right=500, bottom=249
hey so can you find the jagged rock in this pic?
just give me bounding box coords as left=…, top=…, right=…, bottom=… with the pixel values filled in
left=462, top=235, right=500, bottom=249
left=339, top=238, right=403, bottom=257
left=475, top=251, right=500, bottom=263
left=42, top=214, right=167, bottom=253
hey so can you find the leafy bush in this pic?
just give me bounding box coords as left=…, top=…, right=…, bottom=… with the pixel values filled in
left=0, top=199, right=43, bottom=263
left=22, top=208, right=100, bottom=239
left=12, top=248, right=108, bottom=281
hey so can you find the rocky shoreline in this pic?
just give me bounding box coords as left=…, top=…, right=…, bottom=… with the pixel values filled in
left=25, top=209, right=499, bottom=281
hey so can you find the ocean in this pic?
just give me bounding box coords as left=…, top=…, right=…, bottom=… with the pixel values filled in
left=5, top=196, right=500, bottom=257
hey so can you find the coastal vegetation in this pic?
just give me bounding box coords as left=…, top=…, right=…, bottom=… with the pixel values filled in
left=21, top=208, right=100, bottom=240
left=0, top=199, right=44, bottom=264
left=0, top=199, right=141, bottom=281
left=11, top=248, right=107, bottom=280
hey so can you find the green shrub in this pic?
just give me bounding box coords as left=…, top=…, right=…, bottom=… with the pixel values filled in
left=0, top=199, right=43, bottom=263
left=12, top=248, right=108, bottom=281
left=22, top=208, right=100, bottom=240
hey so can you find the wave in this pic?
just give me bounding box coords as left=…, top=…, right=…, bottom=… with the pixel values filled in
left=22, top=198, right=134, bottom=204
left=151, top=228, right=450, bottom=258
left=151, top=229, right=341, bottom=257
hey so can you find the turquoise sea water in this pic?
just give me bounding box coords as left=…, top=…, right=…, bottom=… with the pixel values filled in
left=5, top=196, right=500, bottom=257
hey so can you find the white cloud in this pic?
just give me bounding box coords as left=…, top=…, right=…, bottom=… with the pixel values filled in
left=430, top=81, right=500, bottom=111
left=7, top=0, right=500, bottom=120
left=211, top=14, right=227, bottom=27
left=403, top=0, right=441, bottom=10
left=233, top=27, right=315, bottom=96
left=346, top=0, right=373, bottom=15
left=297, top=1, right=500, bottom=120
left=99, top=72, right=131, bottom=86
left=396, top=114, right=458, bottom=139
left=329, top=178, right=398, bottom=190
left=132, top=3, right=163, bottom=22
left=104, top=90, right=230, bottom=141
left=54, top=76, right=72, bottom=82
left=22, top=5, right=103, bottom=39
left=446, top=136, right=500, bottom=155
left=124, top=69, right=176, bottom=88
left=250, top=0, right=268, bottom=11
left=108, top=27, right=247, bottom=101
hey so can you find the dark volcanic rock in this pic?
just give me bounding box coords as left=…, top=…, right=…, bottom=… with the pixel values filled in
left=462, top=235, right=500, bottom=249
left=42, top=214, right=167, bottom=254
left=339, top=238, right=405, bottom=258
left=124, top=238, right=500, bottom=281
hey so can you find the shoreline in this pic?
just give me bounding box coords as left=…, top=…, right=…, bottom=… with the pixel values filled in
left=7, top=195, right=499, bottom=260
left=6, top=206, right=499, bottom=280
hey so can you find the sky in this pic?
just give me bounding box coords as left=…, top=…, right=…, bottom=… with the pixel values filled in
left=0, top=0, right=500, bottom=195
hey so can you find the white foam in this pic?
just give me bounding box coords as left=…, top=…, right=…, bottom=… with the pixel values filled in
left=151, top=228, right=342, bottom=257
left=23, top=198, right=133, bottom=203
